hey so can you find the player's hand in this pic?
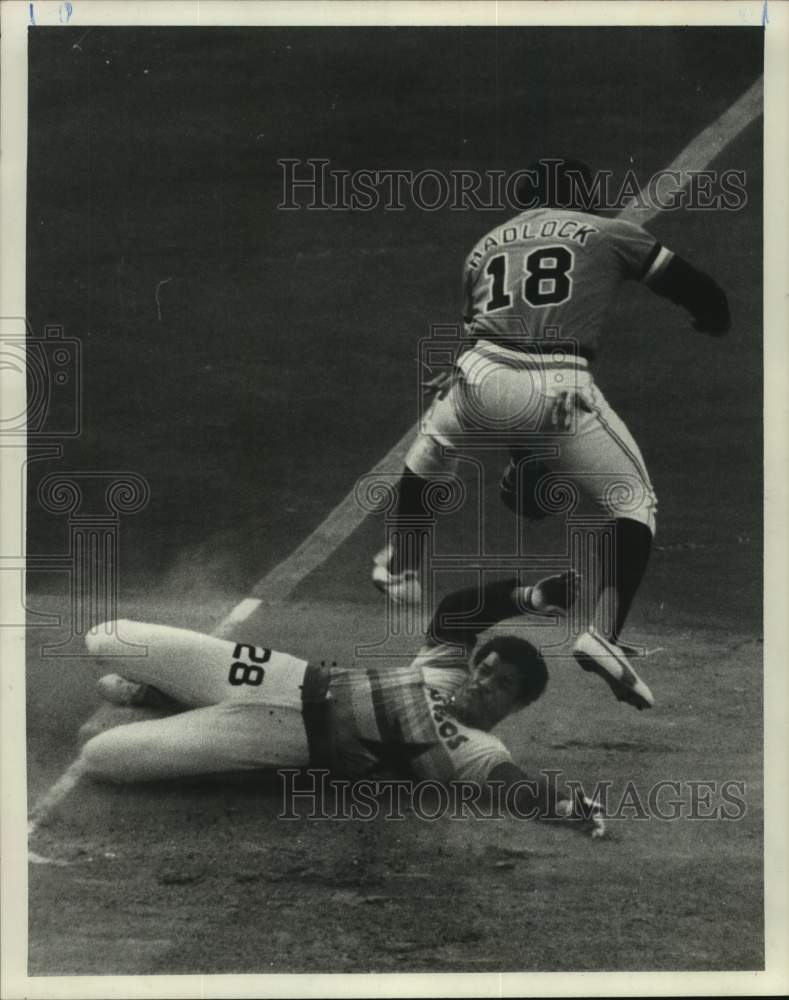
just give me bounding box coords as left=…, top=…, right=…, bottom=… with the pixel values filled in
left=550, top=388, right=595, bottom=430
left=421, top=369, right=458, bottom=399
left=692, top=302, right=730, bottom=336
left=586, top=801, right=606, bottom=840
left=556, top=794, right=606, bottom=838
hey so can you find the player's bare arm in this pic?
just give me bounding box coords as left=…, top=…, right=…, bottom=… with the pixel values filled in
left=425, top=572, right=579, bottom=654
left=487, top=761, right=606, bottom=839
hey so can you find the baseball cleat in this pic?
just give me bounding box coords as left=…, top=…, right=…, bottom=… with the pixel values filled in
left=97, top=673, right=149, bottom=706
left=96, top=673, right=175, bottom=710
left=529, top=570, right=580, bottom=616
left=572, top=629, right=654, bottom=710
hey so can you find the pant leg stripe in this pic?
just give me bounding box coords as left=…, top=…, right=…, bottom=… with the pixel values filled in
left=593, top=408, right=652, bottom=495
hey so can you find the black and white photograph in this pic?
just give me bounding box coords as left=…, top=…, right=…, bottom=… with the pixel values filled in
left=2, top=0, right=787, bottom=995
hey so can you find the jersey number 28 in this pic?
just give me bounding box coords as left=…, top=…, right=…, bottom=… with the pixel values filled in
left=228, top=642, right=271, bottom=686
left=485, top=246, right=574, bottom=311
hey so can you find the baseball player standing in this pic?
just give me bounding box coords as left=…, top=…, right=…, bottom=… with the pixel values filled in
left=373, top=158, right=730, bottom=711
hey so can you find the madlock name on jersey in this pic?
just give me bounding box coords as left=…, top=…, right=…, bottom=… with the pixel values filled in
left=427, top=688, right=470, bottom=752
left=467, top=218, right=598, bottom=270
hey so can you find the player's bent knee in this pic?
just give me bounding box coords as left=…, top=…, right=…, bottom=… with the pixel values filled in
left=80, top=730, right=143, bottom=784
left=80, top=734, right=125, bottom=783
left=597, top=480, right=657, bottom=536
left=611, top=507, right=656, bottom=537
left=85, top=619, right=139, bottom=657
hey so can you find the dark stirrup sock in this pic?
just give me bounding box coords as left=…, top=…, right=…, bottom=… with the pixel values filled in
left=612, top=518, right=653, bottom=639
left=389, top=467, right=431, bottom=574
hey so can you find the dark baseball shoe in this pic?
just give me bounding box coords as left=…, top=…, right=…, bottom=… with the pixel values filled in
left=573, top=629, right=654, bottom=710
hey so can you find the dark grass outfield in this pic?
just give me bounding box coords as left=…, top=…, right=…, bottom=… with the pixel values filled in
left=26, top=27, right=763, bottom=973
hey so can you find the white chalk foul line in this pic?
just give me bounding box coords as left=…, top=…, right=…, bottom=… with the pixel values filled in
left=214, top=427, right=414, bottom=633
left=28, top=76, right=763, bottom=839
left=621, top=74, right=763, bottom=225
left=28, top=760, right=87, bottom=857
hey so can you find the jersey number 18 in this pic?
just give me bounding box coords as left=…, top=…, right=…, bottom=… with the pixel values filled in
left=485, top=246, right=574, bottom=311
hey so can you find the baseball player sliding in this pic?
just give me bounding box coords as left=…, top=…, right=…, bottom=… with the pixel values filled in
left=79, top=570, right=604, bottom=837
left=373, top=158, right=731, bottom=711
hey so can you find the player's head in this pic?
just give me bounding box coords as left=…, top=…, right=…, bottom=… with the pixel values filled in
left=514, top=157, right=597, bottom=212
left=450, top=635, right=548, bottom=730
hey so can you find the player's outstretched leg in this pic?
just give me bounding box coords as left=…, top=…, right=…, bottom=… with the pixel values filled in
left=85, top=619, right=305, bottom=708
left=571, top=517, right=655, bottom=710
left=80, top=701, right=311, bottom=783
left=542, top=379, right=657, bottom=709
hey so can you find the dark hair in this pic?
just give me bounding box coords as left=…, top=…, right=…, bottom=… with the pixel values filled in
left=473, top=635, right=548, bottom=705
left=514, top=157, right=597, bottom=211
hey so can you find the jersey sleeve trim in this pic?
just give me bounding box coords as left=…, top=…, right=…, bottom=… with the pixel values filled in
left=479, top=747, right=514, bottom=782
left=643, top=244, right=674, bottom=283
